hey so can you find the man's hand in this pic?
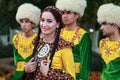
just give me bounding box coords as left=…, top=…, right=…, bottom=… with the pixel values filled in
left=24, top=57, right=37, bottom=73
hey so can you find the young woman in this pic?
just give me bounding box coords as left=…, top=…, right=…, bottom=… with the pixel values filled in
left=23, top=6, right=75, bottom=80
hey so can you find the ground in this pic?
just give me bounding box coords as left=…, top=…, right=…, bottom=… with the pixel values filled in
left=0, top=57, right=15, bottom=80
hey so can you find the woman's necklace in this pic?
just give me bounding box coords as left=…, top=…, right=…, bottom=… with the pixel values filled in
left=43, top=37, right=55, bottom=43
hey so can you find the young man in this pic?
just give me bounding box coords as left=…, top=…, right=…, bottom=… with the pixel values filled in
left=56, top=0, right=92, bottom=80
left=97, top=3, right=120, bottom=80
left=12, top=3, right=41, bottom=80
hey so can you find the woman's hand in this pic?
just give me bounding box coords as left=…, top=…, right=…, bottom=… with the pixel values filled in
left=24, top=57, right=37, bottom=73
left=40, top=60, right=51, bottom=77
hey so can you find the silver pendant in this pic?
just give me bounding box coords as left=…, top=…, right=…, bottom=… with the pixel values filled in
left=37, top=44, right=50, bottom=58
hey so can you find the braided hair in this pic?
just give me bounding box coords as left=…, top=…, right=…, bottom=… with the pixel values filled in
left=32, top=27, right=41, bottom=57
left=32, top=6, right=63, bottom=66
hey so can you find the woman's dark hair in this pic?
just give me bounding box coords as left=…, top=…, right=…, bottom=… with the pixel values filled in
left=32, top=6, right=63, bottom=67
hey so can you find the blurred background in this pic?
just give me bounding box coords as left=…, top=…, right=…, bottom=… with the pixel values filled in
left=0, top=0, right=120, bottom=80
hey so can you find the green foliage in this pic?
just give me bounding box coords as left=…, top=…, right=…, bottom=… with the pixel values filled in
left=0, top=0, right=119, bottom=34
left=79, top=0, right=120, bottom=31
left=0, top=0, right=55, bottom=35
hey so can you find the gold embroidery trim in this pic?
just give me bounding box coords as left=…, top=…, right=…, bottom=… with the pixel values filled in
left=60, top=27, right=80, bottom=42
left=74, top=62, right=80, bottom=73
left=16, top=61, right=27, bottom=71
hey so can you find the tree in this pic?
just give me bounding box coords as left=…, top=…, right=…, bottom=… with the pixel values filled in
left=79, top=0, right=120, bottom=31
left=0, top=0, right=55, bottom=35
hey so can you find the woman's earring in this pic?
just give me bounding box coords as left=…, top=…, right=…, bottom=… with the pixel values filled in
left=56, top=28, right=58, bottom=33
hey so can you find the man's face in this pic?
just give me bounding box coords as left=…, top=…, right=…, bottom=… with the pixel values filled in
left=20, top=19, right=34, bottom=33
left=100, top=22, right=114, bottom=36
left=61, top=11, right=79, bottom=25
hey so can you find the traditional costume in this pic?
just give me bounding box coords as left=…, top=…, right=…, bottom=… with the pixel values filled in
left=23, top=38, right=75, bottom=80
left=97, top=3, right=120, bottom=80
left=12, top=3, right=40, bottom=80
left=60, top=27, right=91, bottom=80
left=99, top=38, right=120, bottom=80
left=56, top=0, right=91, bottom=80
left=12, top=32, right=37, bottom=79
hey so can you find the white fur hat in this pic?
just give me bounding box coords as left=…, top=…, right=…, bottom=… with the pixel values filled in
left=97, top=3, right=120, bottom=27
left=16, top=3, right=41, bottom=26
left=56, top=0, right=87, bottom=17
